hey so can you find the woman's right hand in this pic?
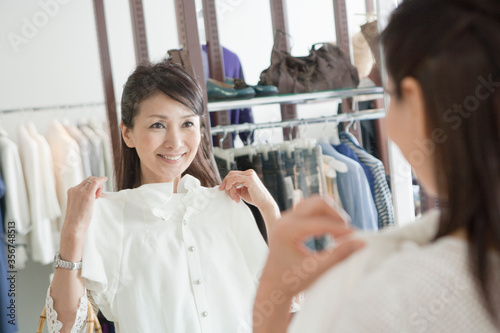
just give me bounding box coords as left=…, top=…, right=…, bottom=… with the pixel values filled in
left=256, top=196, right=365, bottom=296
left=62, top=176, right=108, bottom=236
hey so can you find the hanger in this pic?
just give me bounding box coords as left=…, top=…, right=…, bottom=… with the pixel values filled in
left=231, top=126, right=258, bottom=163
left=219, top=129, right=229, bottom=148
left=344, top=115, right=355, bottom=134
left=245, top=124, right=256, bottom=146
left=293, top=121, right=316, bottom=153
left=318, top=118, right=330, bottom=144
left=213, top=131, right=235, bottom=171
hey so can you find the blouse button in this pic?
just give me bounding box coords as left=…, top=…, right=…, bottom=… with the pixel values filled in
left=202, top=311, right=208, bottom=317
left=196, top=279, right=203, bottom=285
left=183, top=220, right=187, bottom=225
left=189, top=246, right=196, bottom=252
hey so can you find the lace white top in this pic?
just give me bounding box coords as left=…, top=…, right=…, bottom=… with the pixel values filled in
left=289, top=210, right=500, bottom=332
left=46, top=175, right=268, bottom=333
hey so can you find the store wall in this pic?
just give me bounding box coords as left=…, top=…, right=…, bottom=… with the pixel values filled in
left=1, top=0, right=374, bottom=331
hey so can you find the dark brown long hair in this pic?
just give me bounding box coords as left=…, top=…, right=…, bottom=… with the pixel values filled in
left=117, top=62, right=221, bottom=190
left=382, top=0, right=500, bottom=323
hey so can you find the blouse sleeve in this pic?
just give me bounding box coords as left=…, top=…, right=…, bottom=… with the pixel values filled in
left=228, top=199, right=269, bottom=285
left=45, top=287, right=88, bottom=333
left=80, top=194, right=124, bottom=321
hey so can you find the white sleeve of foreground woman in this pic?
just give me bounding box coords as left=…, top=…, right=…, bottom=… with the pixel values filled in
left=288, top=210, right=499, bottom=333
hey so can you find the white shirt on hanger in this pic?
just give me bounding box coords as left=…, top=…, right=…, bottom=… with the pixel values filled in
left=46, top=119, right=85, bottom=230
left=79, top=125, right=106, bottom=178
left=63, top=120, right=92, bottom=178
left=18, top=124, right=55, bottom=265
left=46, top=174, right=268, bottom=333
left=26, top=123, right=61, bottom=250
left=0, top=128, right=30, bottom=268
left=89, top=120, right=115, bottom=191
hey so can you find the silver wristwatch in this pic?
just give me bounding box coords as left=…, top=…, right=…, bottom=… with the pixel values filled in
left=53, top=252, right=82, bottom=270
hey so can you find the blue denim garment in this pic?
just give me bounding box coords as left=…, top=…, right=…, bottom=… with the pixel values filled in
left=340, top=132, right=395, bottom=229
left=319, top=142, right=378, bottom=231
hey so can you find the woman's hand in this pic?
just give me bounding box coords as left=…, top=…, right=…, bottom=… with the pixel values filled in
left=220, top=170, right=281, bottom=235
left=220, top=170, right=275, bottom=211
left=253, top=197, right=364, bottom=332
left=63, top=176, right=108, bottom=236
left=261, top=197, right=364, bottom=295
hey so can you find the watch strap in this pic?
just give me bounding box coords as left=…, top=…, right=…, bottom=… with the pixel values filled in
left=54, top=252, right=82, bottom=270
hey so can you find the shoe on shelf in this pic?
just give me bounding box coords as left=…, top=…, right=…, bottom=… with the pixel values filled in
left=226, top=77, right=279, bottom=97
left=207, top=78, right=255, bottom=101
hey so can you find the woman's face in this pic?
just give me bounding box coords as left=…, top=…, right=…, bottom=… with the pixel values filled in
left=121, top=92, right=201, bottom=186
left=386, top=77, right=438, bottom=196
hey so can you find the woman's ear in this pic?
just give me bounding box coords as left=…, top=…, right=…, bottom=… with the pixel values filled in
left=120, top=122, right=135, bottom=148
left=400, top=77, right=428, bottom=140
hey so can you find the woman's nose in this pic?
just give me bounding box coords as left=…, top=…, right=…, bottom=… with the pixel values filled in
left=163, top=128, right=183, bottom=149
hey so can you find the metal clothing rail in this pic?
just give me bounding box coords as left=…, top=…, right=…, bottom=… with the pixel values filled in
left=0, top=102, right=106, bottom=114
left=210, top=108, right=386, bottom=135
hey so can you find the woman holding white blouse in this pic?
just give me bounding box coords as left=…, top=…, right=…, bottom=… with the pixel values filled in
left=46, top=62, right=280, bottom=333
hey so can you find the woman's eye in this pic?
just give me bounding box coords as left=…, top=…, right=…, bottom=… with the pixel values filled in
left=183, top=121, right=194, bottom=128
left=151, top=122, right=165, bottom=129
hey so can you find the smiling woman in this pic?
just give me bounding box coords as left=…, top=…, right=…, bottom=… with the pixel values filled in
left=121, top=92, right=202, bottom=188
left=118, top=62, right=219, bottom=190
left=45, top=62, right=281, bottom=333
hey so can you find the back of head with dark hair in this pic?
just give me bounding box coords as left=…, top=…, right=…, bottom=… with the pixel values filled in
left=382, top=0, right=500, bottom=324
left=117, top=61, right=221, bottom=190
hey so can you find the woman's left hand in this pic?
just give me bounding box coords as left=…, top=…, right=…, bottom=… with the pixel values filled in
left=220, top=170, right=274, bottom=210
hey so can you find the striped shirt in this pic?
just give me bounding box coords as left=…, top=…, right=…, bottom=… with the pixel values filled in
left=340, top=132, right=394, bottom=228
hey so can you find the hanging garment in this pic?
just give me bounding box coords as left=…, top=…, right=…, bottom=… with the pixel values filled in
left=0, top=130, right=29, bottom=269
left=46, top=120, right=85, bottom=229
left=0, top=129, right=30, bottom=234
left=319, top=142, right=378, bottom=231
left=80, top=125, right=106, bottom=178
left=26, top=123, right=61, bottom=253
left=0, top=173, right=18, bottom=333
left=26, top=124, right=61, bottom=223
left=333, top=143, right=375, bottom=198
left=46, top=174, right=268, bottom=333
left=322, top=160, right=343, bottom=207
left=89, top=120, right=115, bottom=192
left=260, top=150, right=291, bottom=211
left=64, top=121, right=92, bottom=178
left=202, top=45, right=254, bottom=144
left=300, top=146, right=327, bottom=198
left=215, top=155, right=237, bottom=179
left=283, top=150, right=308, bottom=207
left=18, top=125, right=55, bottom=264
left=340, top=132, right=394, bottom=228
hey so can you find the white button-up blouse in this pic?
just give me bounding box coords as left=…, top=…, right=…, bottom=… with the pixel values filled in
left=81, top=175, right=268, bottom=333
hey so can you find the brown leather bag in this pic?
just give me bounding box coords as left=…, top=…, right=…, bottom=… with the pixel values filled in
left=259, top=35, right=360, bottom=94
left=166, top=49, right=196, bottom=78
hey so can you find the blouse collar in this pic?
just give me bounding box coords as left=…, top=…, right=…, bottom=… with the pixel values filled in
left=136, top=174, right=202, bottom=214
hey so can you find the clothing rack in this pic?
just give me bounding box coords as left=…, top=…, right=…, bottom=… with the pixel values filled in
left=210, top=108, right=386, bottom=135
left=0, top=102, right=105, bottom=114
